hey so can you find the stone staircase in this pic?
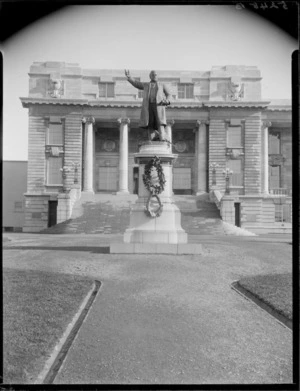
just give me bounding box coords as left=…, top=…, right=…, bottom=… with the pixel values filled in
left=174, top=193, right=227, bottom=235
left=40, top=193, right=137, bottom=235
left=40, top=192, right=229, bottom=235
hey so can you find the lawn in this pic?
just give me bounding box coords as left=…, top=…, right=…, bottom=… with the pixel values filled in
left=3, top=268, right=94, bottom=384
left=237, top=273, right=293, bottom=321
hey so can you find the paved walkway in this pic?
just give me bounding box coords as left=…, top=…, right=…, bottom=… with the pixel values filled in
left=3, top=233, right=293, bottom=385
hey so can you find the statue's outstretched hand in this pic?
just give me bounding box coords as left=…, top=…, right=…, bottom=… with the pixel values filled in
left=125, top=69, right=131, bottom=79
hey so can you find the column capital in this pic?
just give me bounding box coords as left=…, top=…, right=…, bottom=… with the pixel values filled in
left=166, top=119, right=175, bottom=127
left=196, top=119, right=209, bottom=127
left=82, top=116, right=95, bottom=125
left=117, top=117, right=130, bottom=125
left=261, top=121, right=272, bottom=130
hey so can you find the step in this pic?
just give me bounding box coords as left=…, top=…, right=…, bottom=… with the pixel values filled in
left=42, top=193, right=226, bottom=235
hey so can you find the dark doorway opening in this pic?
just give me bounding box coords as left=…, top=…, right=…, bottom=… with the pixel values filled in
left=48, top=200, right=58, bottom=228
left=133, top=167, right=139, bottom=194
left=234, top=202, right=241, bottom=227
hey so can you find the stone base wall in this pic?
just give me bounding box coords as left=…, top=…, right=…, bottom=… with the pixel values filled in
left=219, top=194, right=292, bottom=234
left=23, top=194, right=50, bottom=232
left=220, top=196, right=235, bottom=225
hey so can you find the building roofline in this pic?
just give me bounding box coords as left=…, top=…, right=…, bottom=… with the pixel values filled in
left=3, top=160, right=28, bottom=163
left=20, top=97, right=90, bottom=108
left=21, top=97, right=286, bottom=110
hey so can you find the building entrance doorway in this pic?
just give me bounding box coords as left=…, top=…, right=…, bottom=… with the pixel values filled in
left=133, top=167, right=139, bottom=194
left=98, top=166, right=118, bottom=191
left=173, top=167, right=192, bottom=194
left=48, top=200, right=58, bottom=227
left=234, top=202, right=241, bottom=227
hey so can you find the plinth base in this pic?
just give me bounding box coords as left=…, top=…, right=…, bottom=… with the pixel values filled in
left=116, top=190, right=130, bottom=195
left=112, top=141, right=194, bottom=254
left=110, top=242, right=202, bottom=254
left=123, top=201, right=188, bottom=244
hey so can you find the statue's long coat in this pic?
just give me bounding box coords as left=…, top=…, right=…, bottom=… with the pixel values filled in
left=128, top=79, right=172, bottom=128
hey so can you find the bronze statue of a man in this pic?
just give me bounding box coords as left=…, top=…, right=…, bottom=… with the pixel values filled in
left=125, top=70, right=171, bottom=141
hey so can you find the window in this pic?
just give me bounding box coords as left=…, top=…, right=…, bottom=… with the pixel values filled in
left=227, top=126, right=242, bottom=147
left=269, top=132, right=280, bottom=154
left=178, top=84, right=194, bottom=99
left=47, top=156, right=63, bottom=185
left=99, top=83, right=115, bottom=98
left=227, top=159, right=244, bottom=186
left=173, top=168, right=191, bottom=190
left=47, top=123, right=63, bottom=145
left=46, top=119, right=64, bottom=186
left=138, top=89, right=143, bottom=99
left=269, top=165, right=280, bottom=189
left=275, top=203, right=291, bottom=222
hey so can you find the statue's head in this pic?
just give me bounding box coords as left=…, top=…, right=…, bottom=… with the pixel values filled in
left=149, top=70, right=158, bottom=82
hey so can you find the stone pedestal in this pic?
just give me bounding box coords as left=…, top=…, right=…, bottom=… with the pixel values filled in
left=110, top=141, right=202, bottom=254
left=123, top=142, right=187, bottom=244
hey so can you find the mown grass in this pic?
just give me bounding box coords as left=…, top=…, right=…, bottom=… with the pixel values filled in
left=238, top=273, right=293, bottom=321
left=3, top=268, right=94, bottom=384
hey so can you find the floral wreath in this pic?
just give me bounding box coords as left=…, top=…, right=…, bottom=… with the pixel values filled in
left=143, top=156, right=166, bottom=218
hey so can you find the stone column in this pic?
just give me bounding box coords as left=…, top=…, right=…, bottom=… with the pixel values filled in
left=195, top=120, right=209, bottom=194
left=165, top=119, right=174, bottom=151
left=82, top=117, right=95, bottom=193
left=262, top=121, right=271, bottom=194
left=117, top=118, right=130, bottom=195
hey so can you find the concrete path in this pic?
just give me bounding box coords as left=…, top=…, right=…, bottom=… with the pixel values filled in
left=3, top=233, right=293, bottom=385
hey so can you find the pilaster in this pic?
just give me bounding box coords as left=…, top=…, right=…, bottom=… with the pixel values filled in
left=27, top=115, right=47, bottom=192
left=64, top=113, right=83, bottom=189
left=244, top=114, right=262, bottom=194
left=261, top=121, right=271, bottom=195
left=208, top=119, right=226, bottom=191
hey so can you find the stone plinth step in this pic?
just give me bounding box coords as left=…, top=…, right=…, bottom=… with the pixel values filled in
left=110, top=243, right=202, bottom=254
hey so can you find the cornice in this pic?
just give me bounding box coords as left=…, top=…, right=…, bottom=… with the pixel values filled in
left=266, top=106, right=292, bottom=112
left=21, top=97, right=277, bottom=111
left=20, top=97, right=89, bottom=108
left=88, top=101, right=142, bottom=108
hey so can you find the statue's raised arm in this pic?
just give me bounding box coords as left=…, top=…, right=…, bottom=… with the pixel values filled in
left=125, top=69, right=144, bottom=90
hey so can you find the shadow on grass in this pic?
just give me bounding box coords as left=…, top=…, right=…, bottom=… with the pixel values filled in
left=3, top=246, right=110, bottom=254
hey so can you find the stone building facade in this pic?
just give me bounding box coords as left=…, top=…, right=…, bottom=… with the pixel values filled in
left=21, top=62, right=292, bottom=234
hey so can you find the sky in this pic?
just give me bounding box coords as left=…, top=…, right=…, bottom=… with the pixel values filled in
left=1, top=5, right=298, bottom=161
